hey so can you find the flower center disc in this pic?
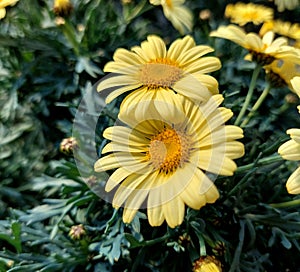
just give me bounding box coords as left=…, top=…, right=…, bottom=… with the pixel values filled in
left=147, top=128, right=190, bottom=174
left=139, top=62, right=182, bottom=89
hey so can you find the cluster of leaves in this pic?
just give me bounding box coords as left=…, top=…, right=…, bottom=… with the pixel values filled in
left=0, top=0, right=300, bottom=271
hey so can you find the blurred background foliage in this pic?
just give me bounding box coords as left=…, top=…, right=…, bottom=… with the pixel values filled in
left=0, top=0, right=300, bottom=271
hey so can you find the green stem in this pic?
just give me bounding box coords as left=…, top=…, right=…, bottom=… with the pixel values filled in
left=236, top=154, right=283, bottom=173
left=229, top=220, right=245, bottom=272
left=104, top=209, right=119, bottom=234
left=198, top=234, right=207, bottom=257
left=227, top=154, right=283, bottom=196
left=240, top=82, right=272, bottom=128
left=234, top=65, right=261, bottom=126
left=60, top=20, right=80, bottom=56
left=270, top=198, right=300, bottom=208
left=142, top=233, right=170, bottom=247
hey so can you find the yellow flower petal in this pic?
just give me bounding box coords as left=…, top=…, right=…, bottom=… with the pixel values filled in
left=278, top=139, right=300, bottom=161
left=147, top=205, right=165, bottom=227
left=162, top=195, right=185, bottom=228
left=103, top=126, right=149, bottom=145
left=0, top=8, right=6, bottom=19
left=286, top=167, right=300, bottom=194
left=291, top=77, right=300, bottom=98
left=113, top=171, right=157, bottom=209
left=287, top=128, right=300, bottom=143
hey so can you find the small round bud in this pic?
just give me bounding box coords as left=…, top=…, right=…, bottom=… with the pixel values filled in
left=285, top=93, right=298, bottom=104
left=69, top=224, right=86, bottom=240
left=199, top=9, right=211, bottom=21
left=55, top=16, right=66, bottom=26
left=59, top=137, right=78, bottom=155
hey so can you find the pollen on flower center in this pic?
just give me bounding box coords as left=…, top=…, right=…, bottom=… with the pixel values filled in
left=139, top=59, right=183, bottom=89
left=146, top=127, right=190, bottom=174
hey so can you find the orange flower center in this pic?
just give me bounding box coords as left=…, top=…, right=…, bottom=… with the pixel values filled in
left=147, top=127, right=190, bottom=174
left=139, top=58, right=183, bottom=89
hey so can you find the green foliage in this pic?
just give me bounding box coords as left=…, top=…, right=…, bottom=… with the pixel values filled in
left=1, top=0, right=300, bottom=271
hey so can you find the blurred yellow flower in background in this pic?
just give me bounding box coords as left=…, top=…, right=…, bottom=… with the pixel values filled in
left=97, top=35, right=221, bottom=107
left=0, top=0, right=18, bottom=19
left=273, top=0, right=299, bottom=12
left=53, top=0, right=73, bottom=17
left=260, top=20, right=300, bottom=48
left=225, top=2, right=273, bottom=26
left=210, top=24, right=300, bottom=66
left=94, top=94, right=244, bottom=228
left=278, top=128, right=300, bottom=194
left=149, top=0, right=193, bottom=34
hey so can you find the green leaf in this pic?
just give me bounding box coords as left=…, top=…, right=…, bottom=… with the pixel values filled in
left=0, top=221, right=22, bottom=253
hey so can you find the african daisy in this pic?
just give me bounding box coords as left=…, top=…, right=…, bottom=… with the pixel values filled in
left=94, top=94, right=244, bottom=228
left=97, top=35, right=221, bottom=108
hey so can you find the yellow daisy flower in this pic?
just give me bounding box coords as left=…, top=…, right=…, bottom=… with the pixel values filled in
left=264, top=60, right=300, bottom=91
left=260, top=20, right=300, bottom=48
left=210, top=24, right=300, bottom=66
left=278, top=129, right=300, bottom=194
left=273, top=0, right=299, bottom=12
left=0, top=0, right=18, bottom=19
left=53, top=0, right=73, bottom=17
left=225, top=2, right=273, bottom=26
left=97, top=35, right=221, bottom=106
left=149, top=0, right=193, bottom=34
left=94, top=94, right=244, bottom=228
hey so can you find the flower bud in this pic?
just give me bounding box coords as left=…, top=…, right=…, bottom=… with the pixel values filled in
left=69, top=224, right=86, bottom=240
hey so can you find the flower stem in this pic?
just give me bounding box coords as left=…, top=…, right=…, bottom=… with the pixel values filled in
left=236, top=154, right=283, bottom=173
left=228, top=154, right=283, bottom=197
left=60, top=20, right=80, bottom=56
left=270, top=198, right=300, bottom=208
left=234, top=64, right=261, bottom=126
left=240, top=82, right=272, bottom=128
